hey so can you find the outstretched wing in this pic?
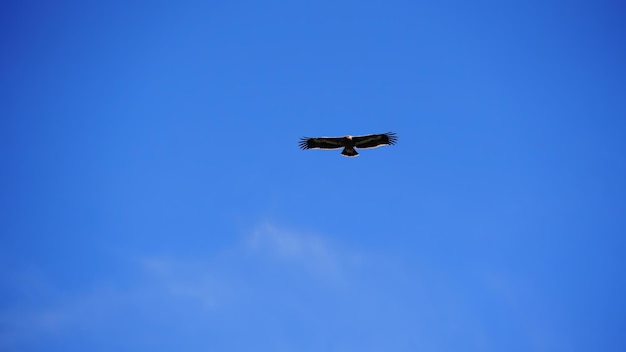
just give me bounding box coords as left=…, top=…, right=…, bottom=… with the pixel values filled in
left=352, top=132, right=397, bottom=149
left=299, top=137, right=346, bottom=150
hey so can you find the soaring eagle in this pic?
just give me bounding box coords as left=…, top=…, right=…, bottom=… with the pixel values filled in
left=299, top=132, right=397, bottom=157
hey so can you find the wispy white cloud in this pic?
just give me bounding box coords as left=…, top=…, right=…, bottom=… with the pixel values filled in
left=243, top=222, right=362, bottom=282
left=136, top=256, right=224, bottom=310
left=0, top=222, right=370, bottom=351
left=5, top=222, right=516, bottom=352
left=0, top=278, right=129, bottom=350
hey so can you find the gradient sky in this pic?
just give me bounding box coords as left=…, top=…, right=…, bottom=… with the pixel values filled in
left=2, top=1, right=625, bottom=351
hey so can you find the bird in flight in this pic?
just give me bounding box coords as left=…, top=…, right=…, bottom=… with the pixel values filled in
left=299, top=132, right=397, bottom=157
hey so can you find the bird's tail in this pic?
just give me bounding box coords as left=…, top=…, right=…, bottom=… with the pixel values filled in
left=341, top=147, right=359, bottom=157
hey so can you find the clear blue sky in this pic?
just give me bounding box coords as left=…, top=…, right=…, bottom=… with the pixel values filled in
left=2, top=1, right=625, bottom=351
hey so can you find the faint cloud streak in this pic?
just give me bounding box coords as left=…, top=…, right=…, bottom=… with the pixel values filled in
left=244, top=222, right=359, bottom=282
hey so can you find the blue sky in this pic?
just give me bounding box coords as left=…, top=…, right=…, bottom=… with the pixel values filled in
left=1, top=1, right=625, bottom=351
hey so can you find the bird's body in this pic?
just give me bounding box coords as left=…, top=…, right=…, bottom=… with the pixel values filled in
left=299, top=132, right=397, bottom=157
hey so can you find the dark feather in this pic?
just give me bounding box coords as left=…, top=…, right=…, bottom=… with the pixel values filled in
left=299, top=137, right=346, bottom=150
left=352, top=132, right=397, bottom=149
